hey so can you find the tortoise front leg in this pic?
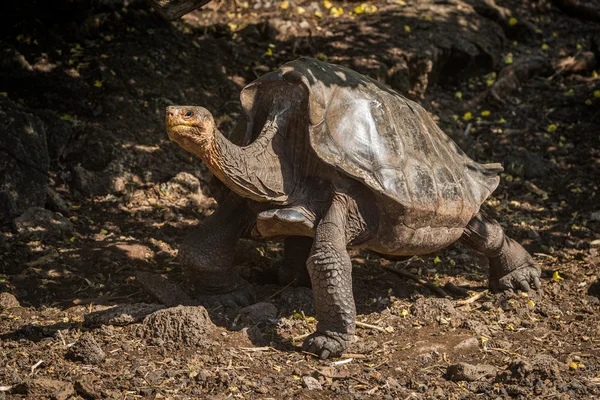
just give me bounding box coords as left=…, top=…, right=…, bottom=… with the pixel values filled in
left=178, top=198, right=256, bottom=308
left=302, top=196, right=356, bottom=359
left=461, top=211, right=542, bottom=292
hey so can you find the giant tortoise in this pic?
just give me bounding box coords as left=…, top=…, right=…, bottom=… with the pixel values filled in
left=164, top=57, right=542, bottom=359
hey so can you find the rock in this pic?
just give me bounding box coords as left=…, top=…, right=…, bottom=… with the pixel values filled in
left=302, top=376, right=322, bottom=390
left=453, top=337, right=480, bottom=352
left=13, top=207, right=74, bottom=240
left=139, top=305, right=215, bottom=347
left=12, top=378, right=74, bottom=400
left=0, top=292, right=20, bottom=310
left=590, top=211, right=600, bottom=222
left=410, top=296, right=463, bottom=326
left=496, top=355, right=565, bottom=385
left=74, top=375, right=100, bottom=399
left=45, top=187, right=71, bottom=214
left=72, top=164, right=103, bottom=195
left=66, top=332, right=106, bottom=364
left=239, top=302, right=278, bottom=324
left=0, top=97, right=49, bottom=222
left=157, top=172, right=212, bottom=208
left=84, top=303, right=165, bottom=327
left=446, top=362, right=498, bottom=382
left=280, top=286, right=315, bottom=315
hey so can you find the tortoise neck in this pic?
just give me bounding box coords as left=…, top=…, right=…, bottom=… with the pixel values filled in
left=201, top=124, right=288, bottom=203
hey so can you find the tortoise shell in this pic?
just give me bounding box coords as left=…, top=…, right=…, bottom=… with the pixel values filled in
left=239, top=57, right=502, bottom=224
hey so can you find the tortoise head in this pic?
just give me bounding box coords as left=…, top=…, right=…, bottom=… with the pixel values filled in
left=165, top=106, right=215, bottom=149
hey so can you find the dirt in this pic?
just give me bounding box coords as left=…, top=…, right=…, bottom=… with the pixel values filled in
left=1, top=0, right=600, bottom=398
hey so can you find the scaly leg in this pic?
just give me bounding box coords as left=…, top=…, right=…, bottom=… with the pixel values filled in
left=461, top=211, right=541, bottom=292
left=178, top=198, right=256, bottom=308
left=302, top=196, right=356, bottom=359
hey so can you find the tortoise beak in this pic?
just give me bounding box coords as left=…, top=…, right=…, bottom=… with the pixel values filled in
left=165, top=106, right=180, bottom=128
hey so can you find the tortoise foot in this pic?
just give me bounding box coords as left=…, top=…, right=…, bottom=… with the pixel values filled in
left=302, top=330, right=354, bottom=359
left=196, top=281, right=256, bottom=309
left=490, top=258, right=542, bottom=293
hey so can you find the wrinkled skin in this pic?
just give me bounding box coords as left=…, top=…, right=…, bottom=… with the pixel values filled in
left=165, top=58, right=542, bottom=359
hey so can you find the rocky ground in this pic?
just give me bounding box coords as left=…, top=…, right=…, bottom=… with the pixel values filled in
left=1, top=0, right=600, bottom=398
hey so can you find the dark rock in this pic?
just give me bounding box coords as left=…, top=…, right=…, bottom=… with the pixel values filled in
left=84, top=303, right=165, bottom=327
left=139, top=305, right=215, bottom=347
left=66, top=332, right=106, bottom=364
left=45, top=187, right=71, bottom=214
left=0, top=97, right=49, bottom=222
left=240, top=302, right=278, bottom=324
left=0, top=292, right=20, bottom=310
left=72, top=164, right=103, bottom=195
left=446, top=362, right=498, bottom=382
left=13, top=207, right=74, bottom=240
left=34, top=108, right=75, bottom=166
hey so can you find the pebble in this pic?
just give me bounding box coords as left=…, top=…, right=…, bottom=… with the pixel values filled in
left=302, top=375, right=322, bottom=390
left=0, top=292, right=20, bottom=311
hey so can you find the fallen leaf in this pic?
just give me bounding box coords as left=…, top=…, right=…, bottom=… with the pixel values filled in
left=552, top=271, right=564, bottom=281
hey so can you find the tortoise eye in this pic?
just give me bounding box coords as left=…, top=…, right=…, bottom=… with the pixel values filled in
left=184, top=110, right=194, bottom=118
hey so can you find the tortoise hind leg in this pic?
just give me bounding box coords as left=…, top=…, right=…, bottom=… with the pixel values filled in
left=179, top=198, right=256, bottom=308
left=460, top=211, right=541, bottom=292
left=276, top=236, right=313, bottom=287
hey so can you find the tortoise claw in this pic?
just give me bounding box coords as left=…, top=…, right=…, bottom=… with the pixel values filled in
left=491, top=260, right=541, bottom=293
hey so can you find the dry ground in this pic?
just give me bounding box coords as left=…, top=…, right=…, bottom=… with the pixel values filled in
left=1, top=0, right=600, bottom=398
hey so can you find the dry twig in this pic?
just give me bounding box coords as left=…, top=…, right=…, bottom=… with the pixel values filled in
left=356, top=321, right=386, bottom=333
left=456, top=290, right=489, bottom=306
